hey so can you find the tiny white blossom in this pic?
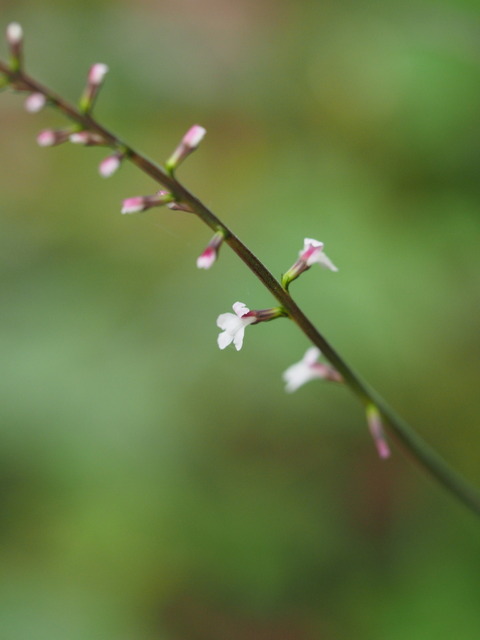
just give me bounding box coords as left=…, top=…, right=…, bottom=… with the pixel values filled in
left=6, top=22, right=23, bottom=46
left=300, top=238, right=338, bottom=272
left=216, top=302, right=256, bottom=351
left=283, top=347, right=342, bottom=392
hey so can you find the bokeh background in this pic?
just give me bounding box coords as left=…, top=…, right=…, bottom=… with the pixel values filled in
left=1, top=1, right=480, bottom=638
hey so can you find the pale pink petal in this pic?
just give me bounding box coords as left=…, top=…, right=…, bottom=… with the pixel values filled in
left=233, top=301, right=249, bottom=317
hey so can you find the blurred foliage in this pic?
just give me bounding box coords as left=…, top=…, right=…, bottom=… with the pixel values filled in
left=1, top=1, right=480, bottom=638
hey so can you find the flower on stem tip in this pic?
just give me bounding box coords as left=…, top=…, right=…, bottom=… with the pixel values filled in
left=7, top=23, right=23, bottom=71
left=283, top=347, right=342, bottom=393
left=217, top=302, right=286, bottom=351
left=197, top=231, right=225, bottom=269
left=166, top=124, right=206, bottom=172
left=121, top=190, right=172, bottom=214
left=282, top=237, right=338, bottom=289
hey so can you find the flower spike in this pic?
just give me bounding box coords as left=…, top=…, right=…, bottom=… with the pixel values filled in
left=283, top=347, right=342, bottom=393
left=366, top=404, right=391, bottom=459
left=166, top=125, right=206, bottom=173
left=121, top=190, right=173, bottom=214
left=282, top=237, right=338, bottom=290
left=197, top=231, right=225, bottom=269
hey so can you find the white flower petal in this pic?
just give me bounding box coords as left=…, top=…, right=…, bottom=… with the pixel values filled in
left=217, top=331, right=233, bottom=350
left=303, top=347, right=321, bottom=365
left=232, top=301, right=249, bottom=317
left=312, top=251, right=338, bottom=272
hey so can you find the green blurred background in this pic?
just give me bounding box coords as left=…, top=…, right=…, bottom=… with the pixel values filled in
left=1, top=1, right=480, bottom=638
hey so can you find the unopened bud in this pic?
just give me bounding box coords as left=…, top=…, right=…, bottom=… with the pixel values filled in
left=6, top=22, right=23, bottom=71
left=121, top=191, right=173, bottom=215
left=69, top=131, right=106, bottom=146
left=166, top=124, right=206, bottom=173
left=366, top=404, right=391, bottom=460
left=25, top=92, right=47, bottom=113
left=80, top=63, right=109, bottom=113
left=99, top=152, right=124, bottom=178
left=37, top=129, right=71, bottom=147
left=196, top=231, right=225, bottom=270
left=167, top=201, right=194, bottom=213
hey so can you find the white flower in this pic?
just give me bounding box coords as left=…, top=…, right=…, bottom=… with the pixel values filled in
left=283, top=347, right=342, bottom=392
left=300, top=238, right=338, bottom=272
left=216, top=302, right=256, bottom=351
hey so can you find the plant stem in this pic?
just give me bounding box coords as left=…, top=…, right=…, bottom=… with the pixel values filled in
left=2, top=62, right=480, bottom=516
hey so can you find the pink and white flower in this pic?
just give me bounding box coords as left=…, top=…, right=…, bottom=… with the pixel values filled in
left=300, top=238, right=338, bottom=271
left=282, top=237, right=338, bottom=289
left=283, top=347, right=342, bottom=393
left=216, top=302, right=256, bottom=351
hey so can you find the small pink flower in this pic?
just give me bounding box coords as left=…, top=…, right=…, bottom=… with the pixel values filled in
left=25, top=93, right=46, bottom=113
left=99, top=152, right=123, bottom=178
left=366, top=405, right=391, bottom=459
left=300, top=238, right=338, bottom=271
left=216, top=302, right=256, bottom=351
left=121, top=191, right=172, bottom=214
left=196, top=231, right=224, bottom=270
left=36, top=129, right=71, bottom=147
left=283, top=347, right=342, bottom=393
left=282, top=237, right=338, bottom=289
left=166, top=125, right=207, bottom=172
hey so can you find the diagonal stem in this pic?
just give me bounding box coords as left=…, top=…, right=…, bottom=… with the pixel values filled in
left=2, top=61, right=480, bottom=516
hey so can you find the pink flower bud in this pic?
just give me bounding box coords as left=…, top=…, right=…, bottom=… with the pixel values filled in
left=366, top=404, right=391, bottom=460
left=166, top=125, right=207, bottom=172
left=196, top=231, right=224, bottom=269
left=36, top=129, right=71, bottom=147
left=69, top=131, right=105, bottom=146
left=6, top=22, right=23, bottom=70
left=6, top=22, right=23, bottom=46
left=24, top=92, right=47, bottom=113
left=80, top=63, right=109, bottom=113
left=121, top=191, right=172, bottom=215
left=88, top=63, right=109, bottom=86
left=282, top=237, right=338, bottom=290
left=99, top=152, right=123, bottom=178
